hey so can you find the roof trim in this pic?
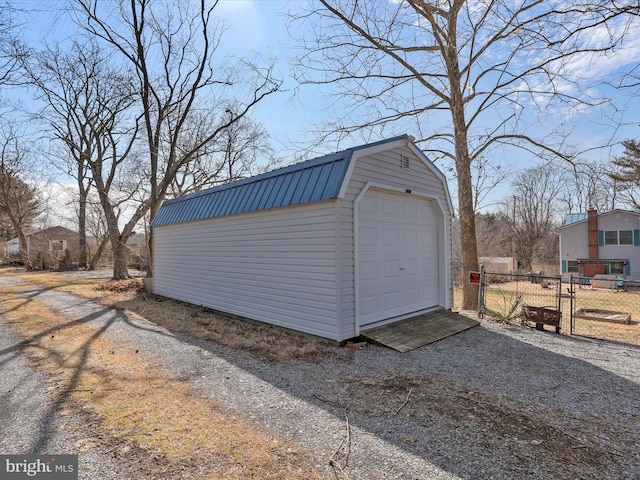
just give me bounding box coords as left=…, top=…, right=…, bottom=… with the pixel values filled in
left=406, top=141, right=454, bottom=216
left=560, top=209, right=640, bottom=229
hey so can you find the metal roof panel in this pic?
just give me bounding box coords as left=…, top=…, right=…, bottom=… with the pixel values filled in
left=151, top=135, right=411, bottom=227
left=564, top=213, right=588, bottom=226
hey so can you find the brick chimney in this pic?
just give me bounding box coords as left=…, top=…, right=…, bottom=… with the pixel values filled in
left=587, top=208, right=598, bottom=259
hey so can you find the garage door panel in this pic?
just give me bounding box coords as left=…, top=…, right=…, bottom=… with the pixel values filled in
left=359, top=261, right=378, bottom=281
left=423, top=227, right=437, bottom=242
left=360, top=295, right=379, bottom=317
left=360, top=195, right=377, bottom=213
left=424, top=286, right=438, bottom=305
left=405, top=287, right=420, bottom=306
left=382, top=291, right=401, bottom=312
left=383, top=260, right=402, bottom=280
left=358, top=189, right=440, bottom=326
left=420, top=259, right=432, bottom=276
left=404, top=258, right=420, bottom=275
left=383, top=228, right=399, bottom=246
left=403, top=200, right=419, bottom=218
left=359, top=226, right=379, bottom=246
left=382, top=197, right=400, bottom=215
left=404, top=228, right=419, bottom=246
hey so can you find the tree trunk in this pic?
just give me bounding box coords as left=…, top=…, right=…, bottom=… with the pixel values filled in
left=458, top=170, right=480, bottom=310
left=447, top=37, right=479, bottom=310
left=146, top=196, right=163, bottom=278
left=77, top=178, right=88, bottom=268
left=111, top=239, right=130, bottom=280
left=88, top=235, right=108, bottom=270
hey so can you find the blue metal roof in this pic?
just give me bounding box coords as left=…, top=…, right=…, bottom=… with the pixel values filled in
left=562, top=209, right=640, bottom=227
left=152, top=136, right=415, bottom=227
left=563, top=212, right=588, bottom=226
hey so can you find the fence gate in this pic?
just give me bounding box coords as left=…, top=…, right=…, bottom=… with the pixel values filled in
left=477, top=271, right=566, bottom=332
left=476, top=271, right=638, bottom=344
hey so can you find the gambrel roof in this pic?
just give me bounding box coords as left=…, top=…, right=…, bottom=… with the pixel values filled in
left=151, top=135, right=448, bottom=227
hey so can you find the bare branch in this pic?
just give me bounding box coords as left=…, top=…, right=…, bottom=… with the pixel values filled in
left=290, top=0, right=639, bottom=309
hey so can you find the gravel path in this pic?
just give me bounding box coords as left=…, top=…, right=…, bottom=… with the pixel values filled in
left=1, top=273, right=639, bottom=479
left=0, top=276, right=153, bottom=480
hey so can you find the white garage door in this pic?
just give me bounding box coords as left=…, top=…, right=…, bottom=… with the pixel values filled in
left=357, top=189, right=439, bottom=326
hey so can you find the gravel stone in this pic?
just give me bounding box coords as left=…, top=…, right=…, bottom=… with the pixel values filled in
left=1, top=273, right=639, bottom=479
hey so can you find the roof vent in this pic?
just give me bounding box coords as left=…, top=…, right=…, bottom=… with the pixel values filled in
left=401, top=155, right=410, bottom=170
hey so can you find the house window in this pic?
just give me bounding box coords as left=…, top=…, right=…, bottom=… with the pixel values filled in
left=609, top=262, right=626, bottom=275
left=619, top=230, right=633, bottom=245
left=567, top=261, right=579, bottom=273
left=604, top=230, right=633, bottom=246
left=50, top=240, right=67, bottom=251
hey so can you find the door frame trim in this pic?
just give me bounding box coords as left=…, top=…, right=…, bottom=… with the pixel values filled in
left=353, top=182, right=447, bottom=336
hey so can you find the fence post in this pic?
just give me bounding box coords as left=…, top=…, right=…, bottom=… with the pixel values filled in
left=569, top=275, right=574, bottom=335
left=477, top=264, right=485, bottom=319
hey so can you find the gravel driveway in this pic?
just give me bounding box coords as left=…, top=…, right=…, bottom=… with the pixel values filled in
left=0, top=275, right=153, bottom=480
left=1, top=273, right=639, bottom=479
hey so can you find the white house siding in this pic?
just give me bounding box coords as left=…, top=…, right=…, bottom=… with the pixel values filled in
left=336, top=145, right=453, bottom=338
left=153, top=201, right=341, bottom=340
left=559, top=222, right=589, bottom=271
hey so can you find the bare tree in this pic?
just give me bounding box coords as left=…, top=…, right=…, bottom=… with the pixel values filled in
left=15, top=39, right=138, bottom=271
left=0, top=125, right=45, bottom=269
left=75, top=0, right=281, bottom=278
left=508, top=167, right=564, bottom=271
left=475, top=212, right=513, bottom=258
left=170, top=110, right=274, bottom=196
left=83, top=193, right=110, bottom=270
left=0, top=1, right=21, bottom=89
left=472, top=157, right=511, bottom=212
left=558, top=161, right=620, bottom=215
left=291, top=1, right=639, bottom=308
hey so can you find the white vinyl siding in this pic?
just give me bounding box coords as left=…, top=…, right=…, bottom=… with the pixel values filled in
left=153, top=201, right=340, bottom=339
left=153, top=139, right=453, bottom=342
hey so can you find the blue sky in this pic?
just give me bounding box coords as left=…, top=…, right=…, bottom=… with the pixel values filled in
left=8, top=0, right=640, bottom=214
left=175, top=0, right=640, bottom=212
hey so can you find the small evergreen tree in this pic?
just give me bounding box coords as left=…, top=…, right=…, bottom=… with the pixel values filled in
left=610, top=140, right=640, bottom=208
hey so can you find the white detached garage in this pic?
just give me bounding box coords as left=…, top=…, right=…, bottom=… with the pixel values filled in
left=151, top=135, right=453, bottom=342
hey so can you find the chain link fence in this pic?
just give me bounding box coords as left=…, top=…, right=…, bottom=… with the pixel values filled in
left=452, top=265, right=640, bottom=346
left=568, top=276, right=640, bottom=345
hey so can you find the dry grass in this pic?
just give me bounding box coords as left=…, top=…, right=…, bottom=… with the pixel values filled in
left=473, top=280, right=640, bottom=346
left=3, top=268, right=329, bottom=361
left=0, top=277, right=322, bottom=479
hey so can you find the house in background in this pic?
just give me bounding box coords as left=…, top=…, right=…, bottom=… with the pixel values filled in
left=151, top=135, right=454, bottom=342
left=6, top=226, right=80, bottom=269
left=478, top=257, right=515, bottom=274
left=559, top=208, right=640, bottom=282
